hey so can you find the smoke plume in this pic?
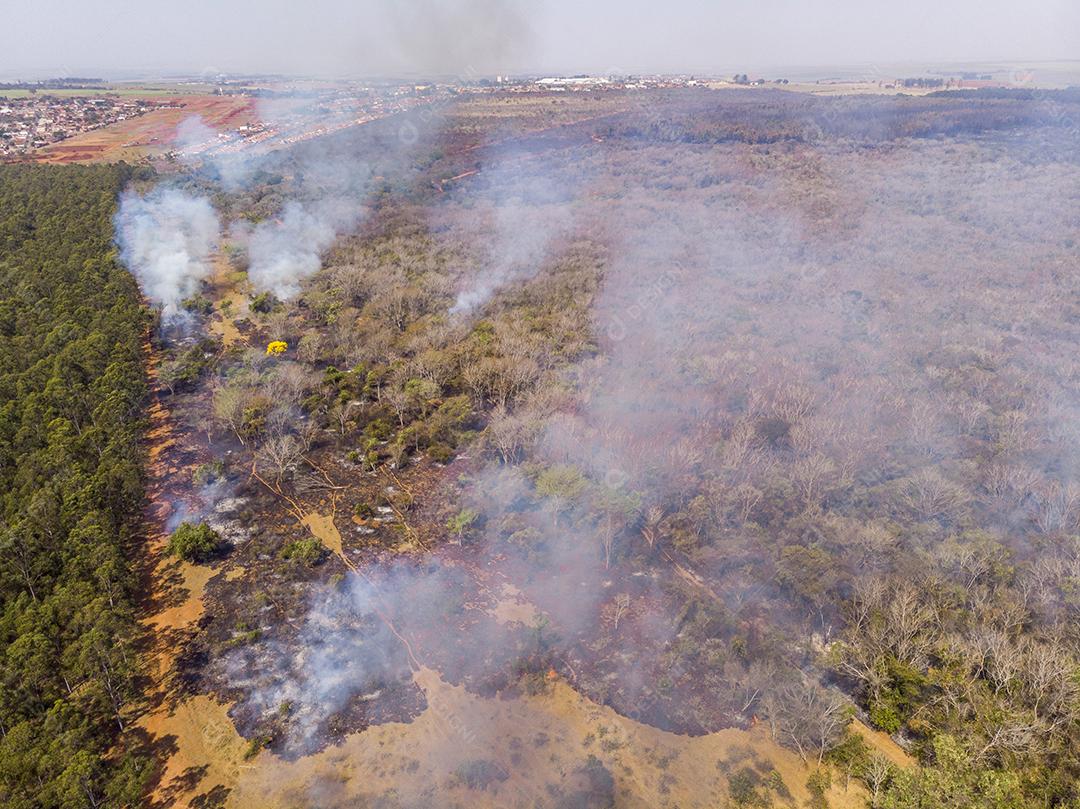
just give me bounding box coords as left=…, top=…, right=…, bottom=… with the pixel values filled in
left=114, top=187, right=220, bottom=320
left=246, top=200, right=355, bottom=300
left=448, top=148, right=581, bottom=314
left=389, top=0, right=535, bottom=77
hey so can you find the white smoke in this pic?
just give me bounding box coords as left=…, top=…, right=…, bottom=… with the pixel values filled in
left=450, top=199, right=573, bottom=314
left=247, top=199, right=358, bottom=300
left=114, top=187, right=220, bottom=320
left=174, top=114, right=222, bottom=154
left=448, top=148, right=579, bottom=315
left=174, top=114, right=257, bottom=192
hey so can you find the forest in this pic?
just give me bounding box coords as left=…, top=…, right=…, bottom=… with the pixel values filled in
left=0, top=164, right=151, bottom=807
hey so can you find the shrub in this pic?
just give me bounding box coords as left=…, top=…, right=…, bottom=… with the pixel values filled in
left=192, top=460, right=225, bottom=486
left=364, top=418, right=393, bottom=441
left=454, top=759, right=508, bottom=790
left=556, top=755, right=616, bottom=809
left=181, top=294, right=214, bottom=314
left=869, top=700, right=902, bottom=734
left=167, top=522, right=221, bottom=563
left=447, top=507, right=480, bottom=538
left=250, top=291, right=278, bottom=313
left=806, top=769, right=831, bottom=809
left=727, top=767, right=767, bottom=807
left=279, top=538, right=326, bottom=567
left=428, top=442, right=455, bottom=464
left=242, top=734, right=272, bottom=760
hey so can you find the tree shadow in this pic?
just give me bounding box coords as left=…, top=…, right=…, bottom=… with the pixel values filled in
left=191, top=784, right=232, bottom=809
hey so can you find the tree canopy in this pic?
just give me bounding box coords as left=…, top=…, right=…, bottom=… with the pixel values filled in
left=0, top=163, right=151, bottom=807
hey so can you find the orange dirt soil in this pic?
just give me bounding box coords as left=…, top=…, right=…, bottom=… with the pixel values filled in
left=143, top=658, right=884, bottom=809
left=134, top=329, right=237, bottom=803
left=206, top=252, right=251, bottom=348
left=34, top=95, right=257, bottom=164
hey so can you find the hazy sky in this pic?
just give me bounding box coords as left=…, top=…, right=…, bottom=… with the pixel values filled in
left=6, top=0, right=1079, bottom=79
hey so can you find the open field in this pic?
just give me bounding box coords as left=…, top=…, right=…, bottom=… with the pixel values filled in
left=0, top=85, right=211, bottom=98
left=750, top=81, right=946, bottom=96
left=32, top=95, right=257, bottom=163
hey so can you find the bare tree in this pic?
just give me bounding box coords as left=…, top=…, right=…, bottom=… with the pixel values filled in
left=268, top=362, right=315, bottom=404
left=296, top=329, right=326, bottom=364
left=901, top=467, right=970, bottom=523
left=851, top=520, right=897, bottom=567
left=944, top=539, right=1008, bottom=591
left=970, top=628, right=1023, bottom=697
left=974, top=715, right=1038, bottom=764
left=791, top=452, right=839, bottom=511
left=886, top=583, right=937, bottom=670
left=731, top=482, right=764, bottom=525
left=463, top=355, right=541, bottom=409
left=982, top=462, right=1038, bottom=511
left=764, top=678, right=849, bottom=764
left=728, top=659, right=774, bottom=716
left=834, top=579, right=938, bottom=702
left=1030, top=480, right=1080, bottom=535
left=385, top=385, right=411, bottom=428
left=862, top=755, right=893, bottom=808
left=256, top=433, right=303, bottom=483
left=949, top=392, right=990, bottom=437
left=720, top=419, right=760, bottom=470
left=610, top=593, right=630, bottom=630
left=211, top=380, right=255, bottom=445
left=1022, top=639, right=1079, bottom=727
left=640, top=506, right=666, bottom=549
left=486, top=405, right=538, bottom=463
left=333, top=399, right=363, bottom=437
left=326, top=262, right=372, bottom=305
left=994, top=409, right=1030, bottom=454
left=768, top=382, right=816, bottom=426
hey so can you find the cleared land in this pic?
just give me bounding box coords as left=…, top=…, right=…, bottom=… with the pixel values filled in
left=33, top=95, right=256, bottom=163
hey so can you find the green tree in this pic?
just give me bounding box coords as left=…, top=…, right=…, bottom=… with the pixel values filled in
left=881, top=734, right=1032, bottom=809
left=0, top=163, right=150, bottom=807
left=536, top=464, right=588, bottom=524
left=167, top=522, right=221, bottom=563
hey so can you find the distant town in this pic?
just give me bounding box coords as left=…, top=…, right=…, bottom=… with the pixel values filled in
left=0, top=94, right=173, bottom=156
left=0, top=70, right=1028, bottom=160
